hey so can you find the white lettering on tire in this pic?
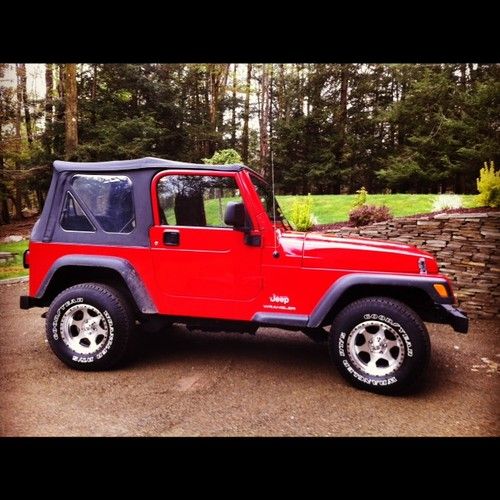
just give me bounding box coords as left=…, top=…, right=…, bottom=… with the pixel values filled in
left=95, top=310, right=114, bottom=360
left=339, top=332, right=346, bottom=357
left=342, top=359, right=398, bottom=385
left=72, top=355, right=94, bottom=363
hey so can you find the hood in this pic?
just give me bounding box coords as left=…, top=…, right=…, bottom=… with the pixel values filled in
left=299, top=231, right=438, bottom=274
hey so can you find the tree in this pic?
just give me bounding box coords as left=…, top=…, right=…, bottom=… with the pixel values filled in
left=0, top=64, right=12, bottom=223
left=206, top=64, right=230, bottom=155
left=63, top=63, right=78, bottom=158
left=18, top=63, right=33, bottom=145
left=44, top=64, right=54, bottom=155
left=258, top=64, right=270, bottom=174
left=202, top=149, right=242, bottom=165
left=13, top=64, right=24, bottom=218
left=230, top=64, right=237, bottom=148
left=241, top=64, right=252, bottom=164
left=2, top=62, right=498, bottom=224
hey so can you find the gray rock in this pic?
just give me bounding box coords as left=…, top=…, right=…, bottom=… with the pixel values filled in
left=1, top=235, right=24, bottom=243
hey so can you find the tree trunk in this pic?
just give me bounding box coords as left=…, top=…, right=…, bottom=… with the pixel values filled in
left=0, top=198, right=9, bottom=224
left=192, top=66, right=204, bottom=159
left=13, top=180, right=24, bottom=219
left=178, top=66, right=186, bottom=133
left=35, top=189, right=45, bottom=213
left=91, top=63, right=97, bottom=126
left=63, top=64, right=78, bottom=159
left=0, top=93, right=10, bottom=224
left=14, top=65, right=24, bottom=219
left=230, top=64, right=237, bottom=149
left=23, top=192, right=32, bottom=210
left=398, top=78, right=407, bottom=146
left=203, top=68, right=211, bottom=157
left=468, top=63, right=475, bottom=84
left=241, top=64, right=252, bottom=164
left=207, top=64, right=230, bottom=154
left=44, top=63, right=54, bottom=155
left=460, top=64, right=467, bottom=89
left=15, top=65, right=22, bottom=139
left=389, top=74, right=395, bottom=149
left=17, top=64, right=34, bottom=145
left=259, top=64, right=270, bottom=174
left=278, top=63, right=286, bottom=121
left=338, top=64, right=349, bottom=168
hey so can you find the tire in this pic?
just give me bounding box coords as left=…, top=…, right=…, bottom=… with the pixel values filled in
left=328, top=297, right=430, bottom=395
left=46, top=283, right=135, bottom=371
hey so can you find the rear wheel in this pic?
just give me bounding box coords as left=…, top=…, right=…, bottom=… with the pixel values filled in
left=329, top=297, right=430, bottom=395
left=46, top=283, right=134, bottom=370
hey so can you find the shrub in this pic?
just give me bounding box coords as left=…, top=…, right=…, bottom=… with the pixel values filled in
left=349, top=204, right=393, bottom=227
left=289, top=194, right=314, bottom=231
left=432, top=194, right=463, bottom=211
left=202, top=149, right=242, bottom=165
left=353, top=186, right=368, bottom=208
left=474, top=160, right=500, bottom=208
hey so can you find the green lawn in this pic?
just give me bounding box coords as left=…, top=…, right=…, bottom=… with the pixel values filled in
left=177, top=193, right=476, bottom=227
left=277, top=194, right=476, bottom=224
left=0, top=240, right=29, bottom=280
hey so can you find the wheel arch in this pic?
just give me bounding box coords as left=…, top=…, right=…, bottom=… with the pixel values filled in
left=307, top=273, right=453, bottom=328
left=35, top=255, right=157, bottom=315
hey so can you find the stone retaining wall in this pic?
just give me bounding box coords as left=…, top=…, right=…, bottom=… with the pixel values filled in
left=328, top=212, right=500, bottom=319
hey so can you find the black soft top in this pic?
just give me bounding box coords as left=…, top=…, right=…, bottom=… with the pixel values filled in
left=33, top=157, right=261, bottom=247
left=54, top=157, right=247, bottom=172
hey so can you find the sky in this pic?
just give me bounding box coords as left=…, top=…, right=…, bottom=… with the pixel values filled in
left=2, top=64, right=46, bottom=99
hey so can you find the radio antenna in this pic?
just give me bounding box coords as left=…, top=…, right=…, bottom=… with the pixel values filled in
left=268, top=64, right=279, bottom=258
left=271, top=149, right=279, bottom=258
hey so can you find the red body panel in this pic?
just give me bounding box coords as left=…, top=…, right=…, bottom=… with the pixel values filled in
left=29, top=169, right=449, bottom=321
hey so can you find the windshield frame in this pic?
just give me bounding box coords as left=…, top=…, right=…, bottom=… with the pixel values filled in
left=249, top=173, right=291, bottom=229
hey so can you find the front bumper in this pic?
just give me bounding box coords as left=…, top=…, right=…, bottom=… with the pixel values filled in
left=437, top=304, right=469, bottom=334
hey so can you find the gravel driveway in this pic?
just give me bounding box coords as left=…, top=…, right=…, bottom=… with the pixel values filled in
left=1, top=281, right=498, bottom=436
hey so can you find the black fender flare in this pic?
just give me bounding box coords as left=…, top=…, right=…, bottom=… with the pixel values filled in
left=35, top=255, right=158, bottom=314
left=307, top=273, right=453, bottom=328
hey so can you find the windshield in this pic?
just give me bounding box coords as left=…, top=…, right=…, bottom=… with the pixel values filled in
left=250, top=174, right=290, bottom=228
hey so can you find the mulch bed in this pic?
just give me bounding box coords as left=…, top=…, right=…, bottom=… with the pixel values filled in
left=0, top=217, right=38, bottom=238
left=313, top=207, right=500, bottom=232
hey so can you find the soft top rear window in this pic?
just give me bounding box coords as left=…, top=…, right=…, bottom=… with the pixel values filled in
left=71, top=175, right=136, bottom=233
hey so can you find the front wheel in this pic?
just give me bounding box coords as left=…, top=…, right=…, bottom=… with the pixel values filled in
left=329, top=297, right=430, bottom=395
left=46, top=283, right=134, bottom=371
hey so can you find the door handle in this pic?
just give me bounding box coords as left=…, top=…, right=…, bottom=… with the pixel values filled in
left=163, top=230, right=180, bottom=246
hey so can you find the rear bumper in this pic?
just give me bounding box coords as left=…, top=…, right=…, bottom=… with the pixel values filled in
left=437, top=304, right=469, bottom=334
left=20, top=295, right=41, bottom=310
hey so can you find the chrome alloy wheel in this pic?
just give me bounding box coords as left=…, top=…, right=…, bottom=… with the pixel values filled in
left=346, top=320, right=405, bottom=377
left=60, top=303, right=109, bottom=355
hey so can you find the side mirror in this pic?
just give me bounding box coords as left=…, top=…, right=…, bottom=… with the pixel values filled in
left=224, top=202, right=247, bottom=229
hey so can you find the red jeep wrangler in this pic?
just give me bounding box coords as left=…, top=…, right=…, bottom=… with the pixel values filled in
left=20, top=157, right=468, bottom=394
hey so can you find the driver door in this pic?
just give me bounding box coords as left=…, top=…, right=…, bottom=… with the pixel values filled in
left=150, top=172, right=262, bottom=313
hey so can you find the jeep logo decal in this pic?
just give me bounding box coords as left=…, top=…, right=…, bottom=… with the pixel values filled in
left=269, top=294, right=290, bottom=305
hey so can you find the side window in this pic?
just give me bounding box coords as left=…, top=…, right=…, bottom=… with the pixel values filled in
left=157, top=175, right=242, bottom=227
left=60, top=193, right=95, bottom=232
left=71, top=175, right=136, bottom=233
